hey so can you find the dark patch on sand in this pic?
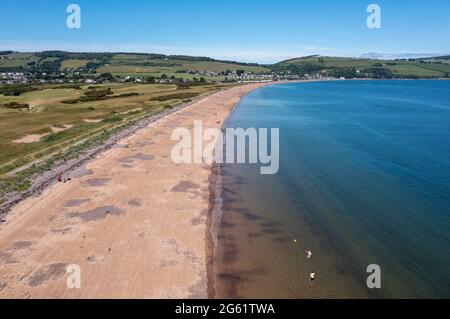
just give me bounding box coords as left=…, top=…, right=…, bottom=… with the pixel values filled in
left=133, top=153, right=155, bottom=161
left=75, top=205, right=125, bottom=222
left=134, top=141, right=154, bottom=147
left=166, top=239, right=181, bottom=255
left=28, top=263, right=67, bottom=287
left=171, top=181, right=201, bottom=193
left=113, top=143, right=130, bottom=149
left=86, top=255, right=105, bottom=264
left=0, top=282, right=6, bottom=291
left=159, top=259, right=179, bottom=269
left=51, top=227, right=71, bottom=235
left=118, top=157, right=134, bottom=164
left=64, top=198, right=90, bottom=207
left=118, top=153, right=155, bottom=164
left=0, top=251, right=17, bottom=264
left=68, top=167, right=94, bottom=179
left=11, top=241, right=35, bottom=250
left=188, top=280, right=207, bottom=299
left=127, top=199, right=142, bottom=207
left=190, top=216, right=204, bottom=226
left=184, top=250, right=201, bottom=264
left=83, top=178, right=111, bottom=187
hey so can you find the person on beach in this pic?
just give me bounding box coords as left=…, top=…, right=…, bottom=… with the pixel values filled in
left=306, top=250, right=312, bottom=259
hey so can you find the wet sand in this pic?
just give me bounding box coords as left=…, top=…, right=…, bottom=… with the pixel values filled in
left=0, top=83, right=266, bottom=299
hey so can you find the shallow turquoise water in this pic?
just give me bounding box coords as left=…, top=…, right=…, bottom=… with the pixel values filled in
left=215, top=80, right=450, bottom=299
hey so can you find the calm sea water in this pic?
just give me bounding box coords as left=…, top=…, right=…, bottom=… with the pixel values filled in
left=214, top=80, right=450, bottom=299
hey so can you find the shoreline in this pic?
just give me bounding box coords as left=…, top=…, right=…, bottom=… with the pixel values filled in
left=205, top=84, right=264, bottom=299
left=0, top=83, right=267, bottom=298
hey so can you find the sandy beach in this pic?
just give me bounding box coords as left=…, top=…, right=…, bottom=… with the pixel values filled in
left=0, top=83, right=266, bottom=299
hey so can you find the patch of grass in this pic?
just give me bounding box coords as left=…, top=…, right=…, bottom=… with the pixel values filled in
left=60, top=59, right=90, bottom=70
left=149, top=92, right=200, bottom=102
left=102, top=114, right=123, bottom=123
left=42, top=133, right=64, bottom=143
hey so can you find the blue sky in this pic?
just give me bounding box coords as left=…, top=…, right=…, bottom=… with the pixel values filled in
left=1, top=0, right=449, bottom=63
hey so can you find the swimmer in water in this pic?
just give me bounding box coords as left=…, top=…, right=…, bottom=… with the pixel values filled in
left=310, top=271, right=315, bottom=286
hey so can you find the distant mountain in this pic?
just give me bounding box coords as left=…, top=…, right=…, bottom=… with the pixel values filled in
left=416, top=55, right=450, bottom=61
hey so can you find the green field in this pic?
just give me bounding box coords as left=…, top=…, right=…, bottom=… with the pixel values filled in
left=96, top=54, right=270, bottom=79
left=275, top=55, right=450, bottom=78
left=60, top=59, right=90, bottom=70
left=386, top=63, right=444, bottom=77
left=0, top=53, right=38, bottom=69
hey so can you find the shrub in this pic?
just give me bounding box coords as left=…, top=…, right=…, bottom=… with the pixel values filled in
left=0, top=84, right=40, bottom=96
left=102, top=115, right=123, bottom=123
left=149, top=92, right=199, bottom=102
left=0, top=102, right=30, bottom=109
left=43, top=133, right=63, bottom=143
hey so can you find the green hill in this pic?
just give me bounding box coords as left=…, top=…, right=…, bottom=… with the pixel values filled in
left=274, top=55, right=450, bottom=79
left=0, top=51, right=270, bottom=80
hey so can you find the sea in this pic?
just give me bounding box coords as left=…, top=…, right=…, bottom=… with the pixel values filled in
left=213, top=80, right=450, bottom=299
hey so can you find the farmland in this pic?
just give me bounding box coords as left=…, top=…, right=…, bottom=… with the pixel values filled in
left=275, top=55, right=450, bottom=78
left=0, top=51, right=270, bottom=80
